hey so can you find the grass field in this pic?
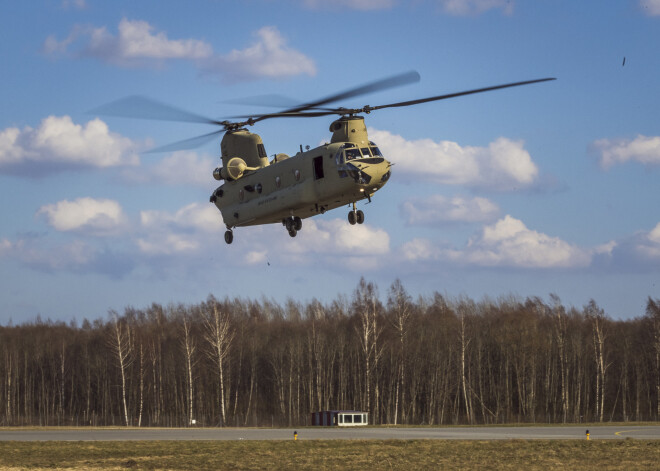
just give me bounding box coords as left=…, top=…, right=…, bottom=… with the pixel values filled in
left=1, top=439, right=659, bottom=470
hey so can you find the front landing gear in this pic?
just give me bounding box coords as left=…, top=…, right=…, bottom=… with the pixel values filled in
left=348, top=203, right=365, bottom=225
left=224, top=229, right=233, bottom=245
left=283, top=216, right=302, bottom=237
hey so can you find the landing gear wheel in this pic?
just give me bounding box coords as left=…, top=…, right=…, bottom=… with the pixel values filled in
left=288, top=228, right=297, bottom=238
left=224, top=230, right=233, bottom=245
left=348, top=211, right=357, bottom=225
left=356, top=210, right=365, bottom=224
left=293, top=216, right=302, bottom=231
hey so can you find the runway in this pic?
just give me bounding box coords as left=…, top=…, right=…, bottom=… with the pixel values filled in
left=1, top=425, right=659, bottom=441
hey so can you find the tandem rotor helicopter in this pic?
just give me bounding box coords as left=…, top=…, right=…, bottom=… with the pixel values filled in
left=95, top=72, right=555, bottom=244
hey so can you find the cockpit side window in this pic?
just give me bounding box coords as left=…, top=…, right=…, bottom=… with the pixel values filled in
left=370, top=146, right=383, bottom=157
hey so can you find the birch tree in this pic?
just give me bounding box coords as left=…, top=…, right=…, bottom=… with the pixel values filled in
left=204, top=303, right=234, bottom=426
left=180, top=311, right=197, bottom=426
left=109, top=312, right=133, bottom=426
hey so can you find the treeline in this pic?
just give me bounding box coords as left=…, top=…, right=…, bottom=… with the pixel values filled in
left=1, top=279, right=659, bottom=427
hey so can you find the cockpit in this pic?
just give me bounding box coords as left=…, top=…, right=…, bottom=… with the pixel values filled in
left=339, top=142, right=384, bottom=163
left=335, top=142, right=388, bottom=185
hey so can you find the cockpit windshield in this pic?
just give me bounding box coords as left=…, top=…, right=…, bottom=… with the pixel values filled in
left=345, top=148, right=361, bottom=161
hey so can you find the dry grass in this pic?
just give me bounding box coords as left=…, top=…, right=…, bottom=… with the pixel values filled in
left=0, top=439, right=659, bottom=470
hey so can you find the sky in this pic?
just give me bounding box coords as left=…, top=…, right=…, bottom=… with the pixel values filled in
left=1, top=0, right=659, bottom=324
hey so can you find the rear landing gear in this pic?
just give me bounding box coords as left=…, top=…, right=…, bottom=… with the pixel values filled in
left=283, top=216, right=302, bottom=237
left=224, top=229, right=233, bottom=244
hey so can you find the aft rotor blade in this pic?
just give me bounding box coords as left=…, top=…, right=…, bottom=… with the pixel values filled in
left=90, top=95, right=225, bottom=126
left=368, top=77, right=556, bottom=112
left=146, top=129, right=225, bottom=153
left=223, top=94, right=304, bottom=109
left=279, top=70, right=421, bottom=115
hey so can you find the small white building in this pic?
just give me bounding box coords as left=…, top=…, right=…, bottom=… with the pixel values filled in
left=310, top=410, right=368, bottom=426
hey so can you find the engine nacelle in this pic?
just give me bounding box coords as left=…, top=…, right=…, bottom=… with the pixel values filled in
left=213, top=157, right=258, bottom=181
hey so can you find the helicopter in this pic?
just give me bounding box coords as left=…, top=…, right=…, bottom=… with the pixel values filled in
left=93, top=72, right=555, bottom=244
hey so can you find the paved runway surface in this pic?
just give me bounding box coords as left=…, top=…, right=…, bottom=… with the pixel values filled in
left=1, top=425, right=659, bottom=441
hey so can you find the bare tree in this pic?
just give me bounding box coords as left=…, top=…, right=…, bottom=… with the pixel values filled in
left=180, top=311, right=197, bottom=426
left=353, top=278, right=383, bottom=420
left=204, top=303, right=234, bottom=426
left=387, top=279, right=412, bottom=425
left=646, top=297, right=660, bottom=419
left=109, top=311, right=133, bottom=427
left=586, top=300, right=609, bottom=422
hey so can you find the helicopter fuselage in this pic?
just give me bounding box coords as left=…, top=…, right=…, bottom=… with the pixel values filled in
left=211, top=139, right=391, bottom=228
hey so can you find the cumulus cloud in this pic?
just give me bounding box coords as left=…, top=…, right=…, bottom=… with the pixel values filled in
left=402, top=215, right=591, bottom=269
left=636, top=222, right=660, bottom=258
left=140, top=202, right=223, bottom=234
left=44, top=20, right=315, bottom=81
left=44, top=18, right=212, bottom=66
left=216, top=218, right=391, bottom=269
left=592, top=135, right=660, bottom=169
left=595, top=222, right=660, bottom=270
left=438, top=0, right=514, bottom=16
left=123, top=151, right=216, bottom=187
left=0, top=116, right=140, bottom=175
left=202, top=26, right=316, bottom=82
left=400, top=195, right=500, bottom=225
left=136, top=203, right=224, bottom=255
left=0, top=235, right=132, bottom=277
left=640, top=0, right=660, bottom=15
left=370, top=129, right=539, bottom=191
left=37, top=198, right=128, bottom=236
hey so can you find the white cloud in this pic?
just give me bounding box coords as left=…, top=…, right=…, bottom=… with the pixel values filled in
left=401, top=195, right=500, bottom=225
left=0, top=116, right=139, bottom=175
left=401, top=238, right=443, bottom=261
left=448, top=215, right=591, bottom=268
left=140, top=202, right=223, bottom=234
left=401, top=215, right=590, bottom=268
left=370, top=129, right=539, bottom=191
left=0, top=237, right=97, bottom=271
left=216, top=217, right=390, bottom=270
left=136, top=233, right=200, bottom=255
left=631, top=222, right=660, bottom=260
left=137, top=203, right=224, bottom=255
left=45, top=18, right=212, bottom=66
left=438, top=0, right=514, bottom=16
left=45, top=20, right=315, bottom=81
left=37, top=198, right=127, bottom=236
left=203, top=26, right=316, bottom=82
left=124, top=151, right=216, bottom=187
left=640, top=0, right=660, bottom=16
left=592, top=135, right=660, bottom=169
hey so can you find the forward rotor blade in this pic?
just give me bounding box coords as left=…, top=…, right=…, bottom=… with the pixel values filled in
left=146, top=129, right=225, bottom=153
left=279, top=70, right=421, bottom=115
left=90, top=95, right=225, bottom=126
left=368, top=77, right=556, bottom=112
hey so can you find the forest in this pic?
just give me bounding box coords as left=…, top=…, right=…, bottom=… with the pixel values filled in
left=1, top=279, right=659, bottom=427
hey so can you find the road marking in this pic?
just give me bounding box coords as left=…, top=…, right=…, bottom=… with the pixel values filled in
left=614, top=429, right=637, bottom=437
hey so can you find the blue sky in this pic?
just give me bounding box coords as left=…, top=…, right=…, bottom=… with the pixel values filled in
left=1, top=0, right=659, bottom=323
